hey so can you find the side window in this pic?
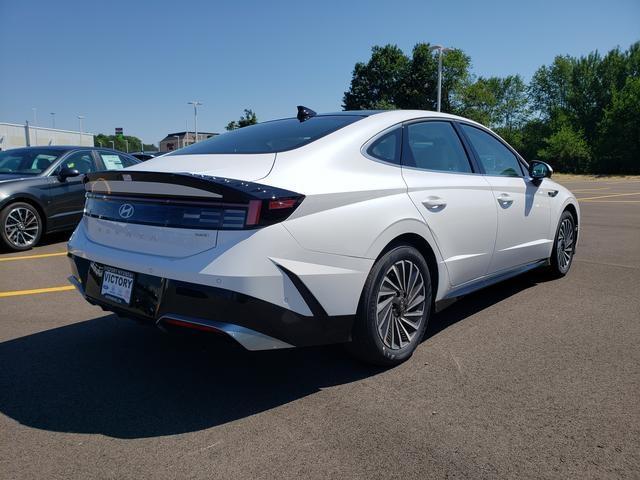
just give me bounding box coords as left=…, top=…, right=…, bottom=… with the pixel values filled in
left=99, top=152, right=137, bottom=170
left=403, top=121, right=472, bottom=173
left=366, top=128, right=401, bottom=165
left=460, top=124, right=523, bottom=177
left=59, top=151, right=97, bottom=175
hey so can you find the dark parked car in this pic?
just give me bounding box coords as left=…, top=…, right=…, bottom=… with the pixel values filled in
left=0, top=146, right=140, bottom=251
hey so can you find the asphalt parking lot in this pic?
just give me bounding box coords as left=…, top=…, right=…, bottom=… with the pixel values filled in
left=0, top=179, right=638, bottom=479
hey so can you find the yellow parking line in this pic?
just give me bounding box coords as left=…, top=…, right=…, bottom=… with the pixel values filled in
left=0, top=251, right=67, bottom=262
left=0, top=285, right=75, bottom=298
left=570, top=187, right=610, bottom=193
left=577, top=192, right=640, bottom=201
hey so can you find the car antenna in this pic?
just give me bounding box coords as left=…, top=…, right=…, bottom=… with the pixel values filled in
left=297, top=105, right=317, bottom=122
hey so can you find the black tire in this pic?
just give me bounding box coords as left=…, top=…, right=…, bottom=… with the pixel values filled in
left=347, top=245, right=432, bottom=366
left=0, top=202, right=43, bottom=251
left=546, top=210, right=576, bottom=278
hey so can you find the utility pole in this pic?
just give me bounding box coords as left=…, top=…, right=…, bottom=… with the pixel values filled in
left=77, top=115, right=85, bottom=144
left=429, top=45, right=452, bottom=112
left=188, top=101, right=202, bottom=144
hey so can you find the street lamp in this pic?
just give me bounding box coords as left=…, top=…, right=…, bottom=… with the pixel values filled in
left=77, top=115, right=85, bottom=144
left=188, top=101, right=202, bottom=144
left=110, top=140, right=115, bottom=150
left=125, top=139, right=129, bottom=152
left=429, top=44, right=452, bottom=112
left=50, top=112, right=56, bottom=129
left=173, top=135, right=181, bottom=150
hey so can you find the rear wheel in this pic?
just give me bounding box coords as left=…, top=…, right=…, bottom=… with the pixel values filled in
left=546, top=210, right=576, bottom=278
left=348, top=245, right=432, bottom=366
left=0, top=202, right=43, bottom=251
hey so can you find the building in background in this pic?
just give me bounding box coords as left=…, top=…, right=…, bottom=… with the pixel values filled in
left=159, top=131, right=217, bottom=152
left=0, top=122, right=94, bottom=150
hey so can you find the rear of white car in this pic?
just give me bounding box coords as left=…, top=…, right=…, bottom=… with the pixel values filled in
left=68, top=112, right=385, bottom=350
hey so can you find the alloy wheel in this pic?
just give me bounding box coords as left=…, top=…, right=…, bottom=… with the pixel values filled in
left=376, top=259, right=426, bottom=350
left=4, top=207, right=39, bottom=248
left=557, top=217, right=575, bottom=271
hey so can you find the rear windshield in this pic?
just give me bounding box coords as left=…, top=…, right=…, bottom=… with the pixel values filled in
left=169, top=115, right=364, bottom=155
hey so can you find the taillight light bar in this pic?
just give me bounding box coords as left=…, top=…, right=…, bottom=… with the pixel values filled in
left=245, top=196, right=304, bottom=227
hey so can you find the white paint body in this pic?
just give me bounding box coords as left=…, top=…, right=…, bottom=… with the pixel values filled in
left=68, top=110, right=579, bottom=346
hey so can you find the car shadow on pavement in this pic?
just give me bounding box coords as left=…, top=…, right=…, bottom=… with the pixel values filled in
left=0, top=315, right=382, bottom=439
left=0, top=271, right=547, bottom=439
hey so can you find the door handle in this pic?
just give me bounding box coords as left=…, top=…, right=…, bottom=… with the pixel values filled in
left=497, top=193, right=514, bottom=207
left=422, top=196, right=447, bottom=211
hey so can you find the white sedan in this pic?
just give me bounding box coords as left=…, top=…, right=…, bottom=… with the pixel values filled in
left=68, top=107, right=579, bottom=365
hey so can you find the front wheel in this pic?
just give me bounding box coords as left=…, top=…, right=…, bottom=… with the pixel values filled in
left=347, top=245, right=432, bottom=366
left=547, top=210, right=576, bottom=278
left=0, top=202, right=43, bottom=251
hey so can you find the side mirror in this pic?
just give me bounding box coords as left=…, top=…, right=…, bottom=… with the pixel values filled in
left=529, top=160, right=553, bottom=181
left=57, top=167, right=80, bottom=181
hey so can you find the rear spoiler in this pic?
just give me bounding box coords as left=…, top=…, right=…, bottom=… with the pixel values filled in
left=84, top=170, right=300, bottom=203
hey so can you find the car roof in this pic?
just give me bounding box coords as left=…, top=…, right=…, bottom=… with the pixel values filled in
left=318, top=110, right=386, bottom=117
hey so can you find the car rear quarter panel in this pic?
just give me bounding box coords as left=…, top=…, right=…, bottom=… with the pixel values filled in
left=262, top=115, right=450, bottom=301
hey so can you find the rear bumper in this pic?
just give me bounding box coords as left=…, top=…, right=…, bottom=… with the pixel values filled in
left=68, top=254, right=355, bottom=350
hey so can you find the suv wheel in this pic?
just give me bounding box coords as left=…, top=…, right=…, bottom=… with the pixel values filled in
left=0, top=202, right=43, bottom=251
left=348, top=245, right=432, bottom=366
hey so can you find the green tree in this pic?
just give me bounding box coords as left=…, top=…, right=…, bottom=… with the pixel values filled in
left=596, top=77, right=640, bottom=173
left=343, top=45, right=410, bottom=110
left=226, top=109, right=258, bottom=131
left=528, top=56, right=573, bottom=119
left=458, top=75, right=528, bottom=130
left=94, top=134, right=147, bottom=153
left=343, top=43, right=471, bottom=111
left=537, top=122, right=592, bottom=173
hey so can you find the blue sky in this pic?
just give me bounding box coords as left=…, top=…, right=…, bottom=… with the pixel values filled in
left=0, top=0, right=638, bottom=145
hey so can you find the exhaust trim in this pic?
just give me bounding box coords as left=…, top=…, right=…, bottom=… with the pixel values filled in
left=157, top=314, right=294, bottom=351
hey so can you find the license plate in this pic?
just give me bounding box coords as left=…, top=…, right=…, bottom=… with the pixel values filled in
left=101, top=267, right=135, bottom=305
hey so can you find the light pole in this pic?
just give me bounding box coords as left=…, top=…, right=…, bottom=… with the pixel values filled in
left=125, top=139, right=129, bottom=152
left=188, top=101, right=202, bottom=144
left=173, top=135, right=181, bottom=150
left=429, top=44, right=452, bottom=112
left=50, top=112, right=56, bottom=128
left=110, top=140, right=115, bottom=150
left=32, top=108, right=38, bottom=145
left=77, top=115, right=85, bottom=144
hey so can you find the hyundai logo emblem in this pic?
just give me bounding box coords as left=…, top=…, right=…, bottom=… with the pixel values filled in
left=118, top=203, right=135, bottom=219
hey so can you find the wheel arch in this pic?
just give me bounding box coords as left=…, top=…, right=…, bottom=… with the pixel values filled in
left=564, top=202, right=578, bottom=225
left=562, top=200, right=580, bottom=250
left=364, top=218, right=449, bottom=301
left=376, top=233, right=441, bottom=305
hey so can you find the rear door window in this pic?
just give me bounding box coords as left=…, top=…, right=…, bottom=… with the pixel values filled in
left=403, top=121, right=472, bottom=173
